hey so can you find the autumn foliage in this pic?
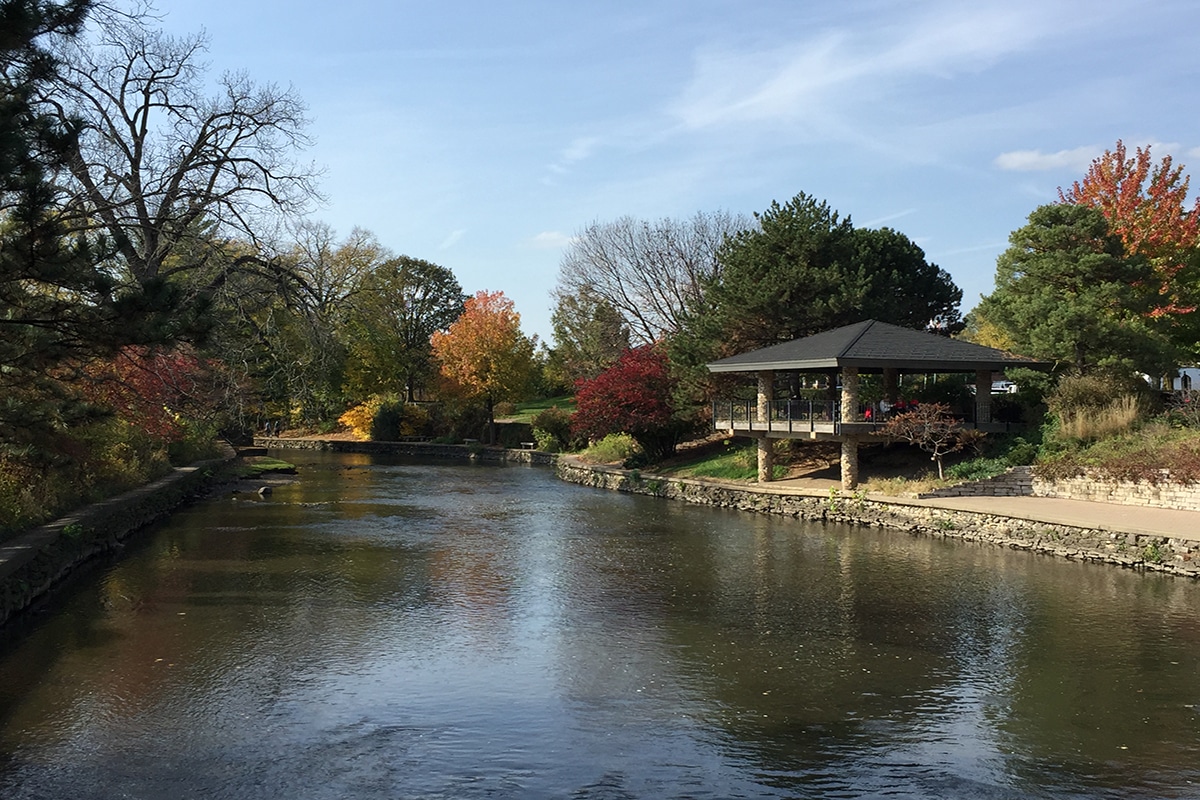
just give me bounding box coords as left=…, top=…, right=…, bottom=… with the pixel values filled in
left=430, top=290, right=536, bottom=441
left=81, top=345, right=216, bottom=441
left=1060, top=140, right=1200, bottom=316
left=572, top=345, right=685, bottom=461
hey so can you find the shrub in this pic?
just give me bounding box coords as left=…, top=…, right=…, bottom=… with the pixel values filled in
left=532, top=406, right=575, bottom=452
left=1164, top=390, right=1200, bottom=428
left=1004, top=437, right=1039, bottom=466
left=572, top=345, right=686, bottom=461
left=581, top=433, right=641, bottom=464
left=946, top=457, right=1009, bottom=481
left=494, top=401, right=518, bottom=417
left=371, top=397, right=405, bottom=441
left=399, top=404, right=431, bottom=437
left=339, top=397, right=382, bottom=439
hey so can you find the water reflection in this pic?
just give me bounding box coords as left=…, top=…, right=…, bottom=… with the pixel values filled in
left=0, top=451, right=1198, bottom=798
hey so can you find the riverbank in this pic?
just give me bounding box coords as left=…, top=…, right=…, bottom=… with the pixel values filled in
left=554, top=457, right=1200, bottom=579
left=5, top=435, right=1194, bottom=636
left=0, top=447, right=236, bottom=630
left=256, top=437, right=1200, bottom=578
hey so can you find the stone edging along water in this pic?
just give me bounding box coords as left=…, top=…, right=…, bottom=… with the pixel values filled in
left=0, top=447, right=237, bottom=630
left=552, top=458, right=1200, bottom=580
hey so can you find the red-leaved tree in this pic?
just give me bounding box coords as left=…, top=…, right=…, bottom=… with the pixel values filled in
left=1059, top=140, right=1200, bottom=318
left=82, top=345, right=218, bottom=441
left=572, top=345, right=686, bottom=461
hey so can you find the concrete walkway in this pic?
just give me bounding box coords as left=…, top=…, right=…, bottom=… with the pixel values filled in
left=746, top=474, right=1200, bottom=541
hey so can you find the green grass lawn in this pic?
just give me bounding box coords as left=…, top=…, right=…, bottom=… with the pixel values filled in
left=510, top=396, right=576, bottom=423
left=658, top=441, right=788, bottom=481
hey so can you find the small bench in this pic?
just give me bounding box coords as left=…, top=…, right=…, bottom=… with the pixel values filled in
left=520, top=442, right=536, bottom=450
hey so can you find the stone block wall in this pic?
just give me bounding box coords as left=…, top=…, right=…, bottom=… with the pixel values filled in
left=917, top=466, right=1034, bottom=498
left=1031, top=473, right=1200, bottom=511
left=917, top=466, right=1200, bottom=512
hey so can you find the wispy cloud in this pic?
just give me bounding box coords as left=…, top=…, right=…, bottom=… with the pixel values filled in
left=438, top=229, right=466, bottom=250
left=863, top=208, right=918, bottom=228
left=528, top=231, right=575, bottom=250
left=993, top=146, right=1100, bottom=172
left=546, top=136, right=601, bottom=181
left=669, top=2, right=1060, bottom=130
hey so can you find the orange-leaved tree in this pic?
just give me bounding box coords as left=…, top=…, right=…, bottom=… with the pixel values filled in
left=430, top=290, right=536, bottom=443
left=1059, top=140, right=1200, bottom=325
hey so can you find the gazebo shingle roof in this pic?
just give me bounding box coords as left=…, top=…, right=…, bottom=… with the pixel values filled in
left=707, top=319, right=1048, bottom=374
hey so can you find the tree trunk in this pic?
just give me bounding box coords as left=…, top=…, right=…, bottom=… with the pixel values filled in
left=486, top=394, right=496, bottom=445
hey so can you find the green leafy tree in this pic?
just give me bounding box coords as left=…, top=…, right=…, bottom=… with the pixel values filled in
left=975, top=204, right=1177, bottom=377
left=671, top=192, right=961, bottom=401
left=546, top=285, right=631, bottom=388
left=680, top=194, right=960, bottom=356
left=344, top=255, right=465, bottom=402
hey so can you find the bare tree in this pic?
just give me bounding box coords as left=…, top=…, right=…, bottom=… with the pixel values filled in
left=555, top=210, right=752, bottom=344
left=41, top=10, right=320, bottom=288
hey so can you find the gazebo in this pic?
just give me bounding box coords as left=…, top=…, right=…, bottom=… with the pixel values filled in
left=706, top=319, right=1048, bottom=489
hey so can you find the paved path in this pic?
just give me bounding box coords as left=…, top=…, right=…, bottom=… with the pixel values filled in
left=886, top=494, right=1200, bottom=541
left=750, top=474, right=1200, bottom=541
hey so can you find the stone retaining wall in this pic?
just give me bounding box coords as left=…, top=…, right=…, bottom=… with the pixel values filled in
left=916, top=464, right=1200, bottom=512
left=555, top=458, right=1200, bottom=579
left=0, top=450, right=234, bottom=630
left=255, top=437, right=557, bottom=466
left=1031, top=472, right=1200, bottom=511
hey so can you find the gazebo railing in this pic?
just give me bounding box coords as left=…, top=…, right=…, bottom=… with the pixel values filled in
left=713, top=399, right=1018, bottom=434
left=712, top=399, right=844, bottom=432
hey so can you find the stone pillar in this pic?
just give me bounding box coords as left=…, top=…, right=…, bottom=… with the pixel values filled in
left=840, top=436, right=859, bottom=490
left=840, top=366, right=860, bottom=489
left=757, top=370, right=774, bottom=483
left=976, top=369, right=993, bottom=425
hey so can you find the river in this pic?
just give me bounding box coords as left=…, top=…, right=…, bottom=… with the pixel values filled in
left=0, top=451, right=1197, bottom=798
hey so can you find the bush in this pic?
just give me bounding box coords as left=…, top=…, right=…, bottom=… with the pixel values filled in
left=340, top=397, right=433, bottom=441
left=581, top=433, right=641, bottom=464
left=399, top=404, right=431, bottom=437
left=339, top=397, right=382, bottom=439
left=494, top=401, right=517, bottom=417
left=532, top=406, right=575, bottom=452
left=371, top=397, right=405, bottom=441
left=1004, top=437, right=1039, bottom=466
left=946, top=457, right=1008, bottom=481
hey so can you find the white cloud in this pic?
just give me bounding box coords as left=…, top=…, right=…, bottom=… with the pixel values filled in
left=562, top=136, right=599, bottom=164
left=438, top=229, right=466, bottom=250
left=527, top=231, right=575, bottom=250
left=993, top=146, right=1100, bottom=172
left=668, top=2, right=1061, bottom=130
left=863, top=208, right=917, bottom=228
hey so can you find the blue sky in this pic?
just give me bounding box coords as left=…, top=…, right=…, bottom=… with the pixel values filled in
left=158, top=0, right=1200, bottom=343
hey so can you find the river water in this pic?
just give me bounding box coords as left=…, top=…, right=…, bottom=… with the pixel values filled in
left=0, top=452, right=1198, bottom=799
